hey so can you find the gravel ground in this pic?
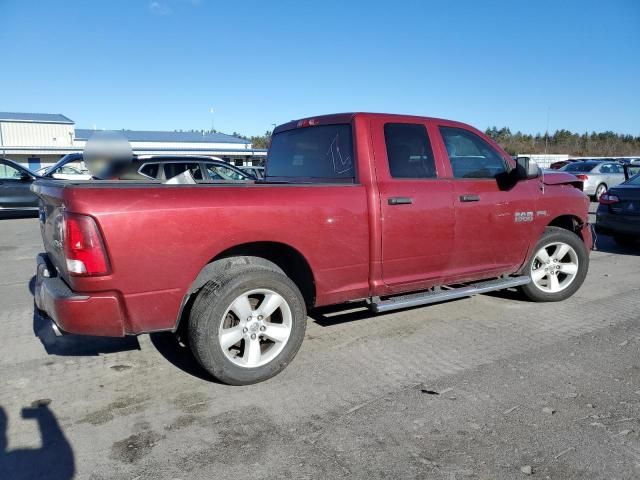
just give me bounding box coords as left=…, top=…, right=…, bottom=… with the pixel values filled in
left=0, top=207, right=639, bottom=480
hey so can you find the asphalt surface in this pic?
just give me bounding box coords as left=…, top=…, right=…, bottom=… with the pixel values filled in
left=1, top=207, right=639, bottom=480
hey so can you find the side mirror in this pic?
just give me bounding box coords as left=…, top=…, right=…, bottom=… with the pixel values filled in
left=20, top=171, right=33, bottom=181
left=515, top=157, right=540, bottom=180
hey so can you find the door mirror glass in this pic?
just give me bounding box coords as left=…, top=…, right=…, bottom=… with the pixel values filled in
left=516, top=157, right=540, bottom=180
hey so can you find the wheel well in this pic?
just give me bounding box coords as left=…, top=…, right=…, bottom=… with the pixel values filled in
left=212, top=242, right=316, bottom=306
left=173, top=242, right=316, bottom=335
left=548, top=215, right=584, bottom=239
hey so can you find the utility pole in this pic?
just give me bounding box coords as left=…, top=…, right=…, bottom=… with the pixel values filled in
left=209, top=108, right=215, bottom=133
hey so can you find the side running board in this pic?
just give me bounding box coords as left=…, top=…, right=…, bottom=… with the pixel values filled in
left=370, top=276, right=531, bottom=313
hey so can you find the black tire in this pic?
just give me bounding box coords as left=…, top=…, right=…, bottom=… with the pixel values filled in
left=188, top=262, right=306, bottom=385
left=520, top=226, right=589, bottom=302
left=594, top=183, right=607, bottom=201
left=613, top=234, right=637, bottom=247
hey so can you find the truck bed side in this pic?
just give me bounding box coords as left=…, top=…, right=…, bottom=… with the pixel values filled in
left=34, top=181, right=370, bottom=333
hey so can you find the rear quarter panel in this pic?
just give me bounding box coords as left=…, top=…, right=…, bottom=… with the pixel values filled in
left=62, top=183, right=370, bottom=332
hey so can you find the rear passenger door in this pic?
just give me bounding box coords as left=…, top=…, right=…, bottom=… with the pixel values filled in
left=435, top=125, right=536, bottom=280
left=372, top=119, right=455, bottom=292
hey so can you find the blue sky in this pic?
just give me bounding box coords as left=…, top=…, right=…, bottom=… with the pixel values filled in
left=1, top=0, right=638, bottom=136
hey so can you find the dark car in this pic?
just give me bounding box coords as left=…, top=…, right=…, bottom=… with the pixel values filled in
left=120, top=156, right=256, bottom=182
left=595, top=165, right=640, bottom=246
left=549, top=159, right=580, bottom=170
left=0, top=158, right=40, bottom=213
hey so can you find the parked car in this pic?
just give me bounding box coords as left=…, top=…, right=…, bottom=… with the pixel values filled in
left=240, top=166, right=265, bottom=179
left=120, top=156, right=255, bottom=182
left=549, top=159, right=580, bottom=170
left=0, top=158, right=40, bottom=213
left=560, top=161, right=626, bottom=199
left=32, top=112, right=591, bottom=385
left=37, top=164, right=92, bottom=180
left=596, top=166, right=640, bottom=246
left=39, top=153, right=91, bottom=179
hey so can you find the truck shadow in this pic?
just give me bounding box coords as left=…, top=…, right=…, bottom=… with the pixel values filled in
left=149, top=332, right=219, bottom=382
left=0, top=404, right=75, bottom=480
left=32, top=308, right=140, bottom=357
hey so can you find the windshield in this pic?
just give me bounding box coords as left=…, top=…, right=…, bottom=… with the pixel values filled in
left=562, top=162, right=597, bottom=172
left=626, top=174, right=640, bottom=185
left=206, top=164, right=249, bottom=180
left=267, top=124, right=355, bottom=181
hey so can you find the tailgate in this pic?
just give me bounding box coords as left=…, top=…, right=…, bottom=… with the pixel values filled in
left=32, top=180, right=70, bottom=281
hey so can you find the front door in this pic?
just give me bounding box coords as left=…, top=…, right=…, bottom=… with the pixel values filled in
left=435, top=125, right=536, bottom=281
left=373, top=119, right=455, bottom=292
left=0, top=161, right=37, bottom=209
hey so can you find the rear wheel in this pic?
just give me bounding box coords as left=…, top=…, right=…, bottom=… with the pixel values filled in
left=188, top=261, right=306, bottom=385
left=595, top=183, right=607, bottom=200
left=520, top=227, right=589, bottom=302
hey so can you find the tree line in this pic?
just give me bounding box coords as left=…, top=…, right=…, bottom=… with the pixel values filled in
left=485, top=127, right=640, bottom=157
left=180, top=126, right=640, bottom=157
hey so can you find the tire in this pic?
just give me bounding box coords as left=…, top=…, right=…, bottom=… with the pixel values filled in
left=188, top=263, right=306, bottom=385
left=614, top=234, right=637, bottom=247
left=520, top=226, right=589, bottom=302
left=594, top=183, right=607, bottom=201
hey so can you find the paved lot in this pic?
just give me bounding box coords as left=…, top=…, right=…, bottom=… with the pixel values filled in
left=1, top=208, right=639, bottom=480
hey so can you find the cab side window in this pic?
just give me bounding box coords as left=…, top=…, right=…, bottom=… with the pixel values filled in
left=440, top=127, right=507, bottom=179
left=384, top=123, right=436, bottom=178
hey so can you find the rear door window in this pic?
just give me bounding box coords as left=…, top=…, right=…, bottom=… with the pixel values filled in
left=267, top=124, right=354, bottom=182
left=384, top=123, right=436, bottom=178
left=440, top=127, right=508, bottom=179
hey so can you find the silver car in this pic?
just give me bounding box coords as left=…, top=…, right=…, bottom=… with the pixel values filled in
left=560, top=161, right=626, bottom=199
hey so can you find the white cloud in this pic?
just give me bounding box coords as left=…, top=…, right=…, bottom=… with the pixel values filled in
left=148, top=1, right=172, bottom=15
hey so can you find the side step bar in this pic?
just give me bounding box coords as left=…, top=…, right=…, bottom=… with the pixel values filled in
left=370, top=276, right=531, bottom=313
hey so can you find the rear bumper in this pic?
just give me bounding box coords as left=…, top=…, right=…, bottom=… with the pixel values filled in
left=595, top=209, right=640, bottom=237
left=35, top=254, right=126, bottom=336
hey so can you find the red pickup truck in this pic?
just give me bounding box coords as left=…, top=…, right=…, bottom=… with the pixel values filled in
left=33, top=113, right=591, bottom=385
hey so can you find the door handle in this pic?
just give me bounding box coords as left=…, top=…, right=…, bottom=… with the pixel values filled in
left=459, top=194, right=480, bottom=202
left=388, top=197, right=413, bottom=205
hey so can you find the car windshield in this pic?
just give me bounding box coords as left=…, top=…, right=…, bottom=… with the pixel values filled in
left=626, top=174, right=640, bottom=185
left=206, top=164, right=249, bottom=181
left=562, top=162, right=597, bottom=172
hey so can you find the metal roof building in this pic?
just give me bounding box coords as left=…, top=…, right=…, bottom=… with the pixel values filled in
left=0, top=112, right=266, bottom=171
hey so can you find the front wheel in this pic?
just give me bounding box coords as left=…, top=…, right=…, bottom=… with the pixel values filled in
left=188, top=264, right=307, bottom=385
left=520, top=227, right=589, bottom=302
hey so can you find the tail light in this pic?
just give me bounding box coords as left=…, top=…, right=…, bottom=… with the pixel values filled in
left=63, top=212, right=111, bottom=276
left=599, top=192, right=620, bottom=205
left=575, top=174, right=589, bottom=181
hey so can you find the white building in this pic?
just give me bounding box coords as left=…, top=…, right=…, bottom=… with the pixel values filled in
left=0, top=112, right=267, bottom=171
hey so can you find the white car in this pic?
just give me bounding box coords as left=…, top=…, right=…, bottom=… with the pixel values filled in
left=37, top=164, right=92, bottom=180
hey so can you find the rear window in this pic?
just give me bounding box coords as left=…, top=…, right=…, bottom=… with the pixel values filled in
left=562, top=162, right=597, bottom=172
left=266, top=124, right=354, bottom=182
